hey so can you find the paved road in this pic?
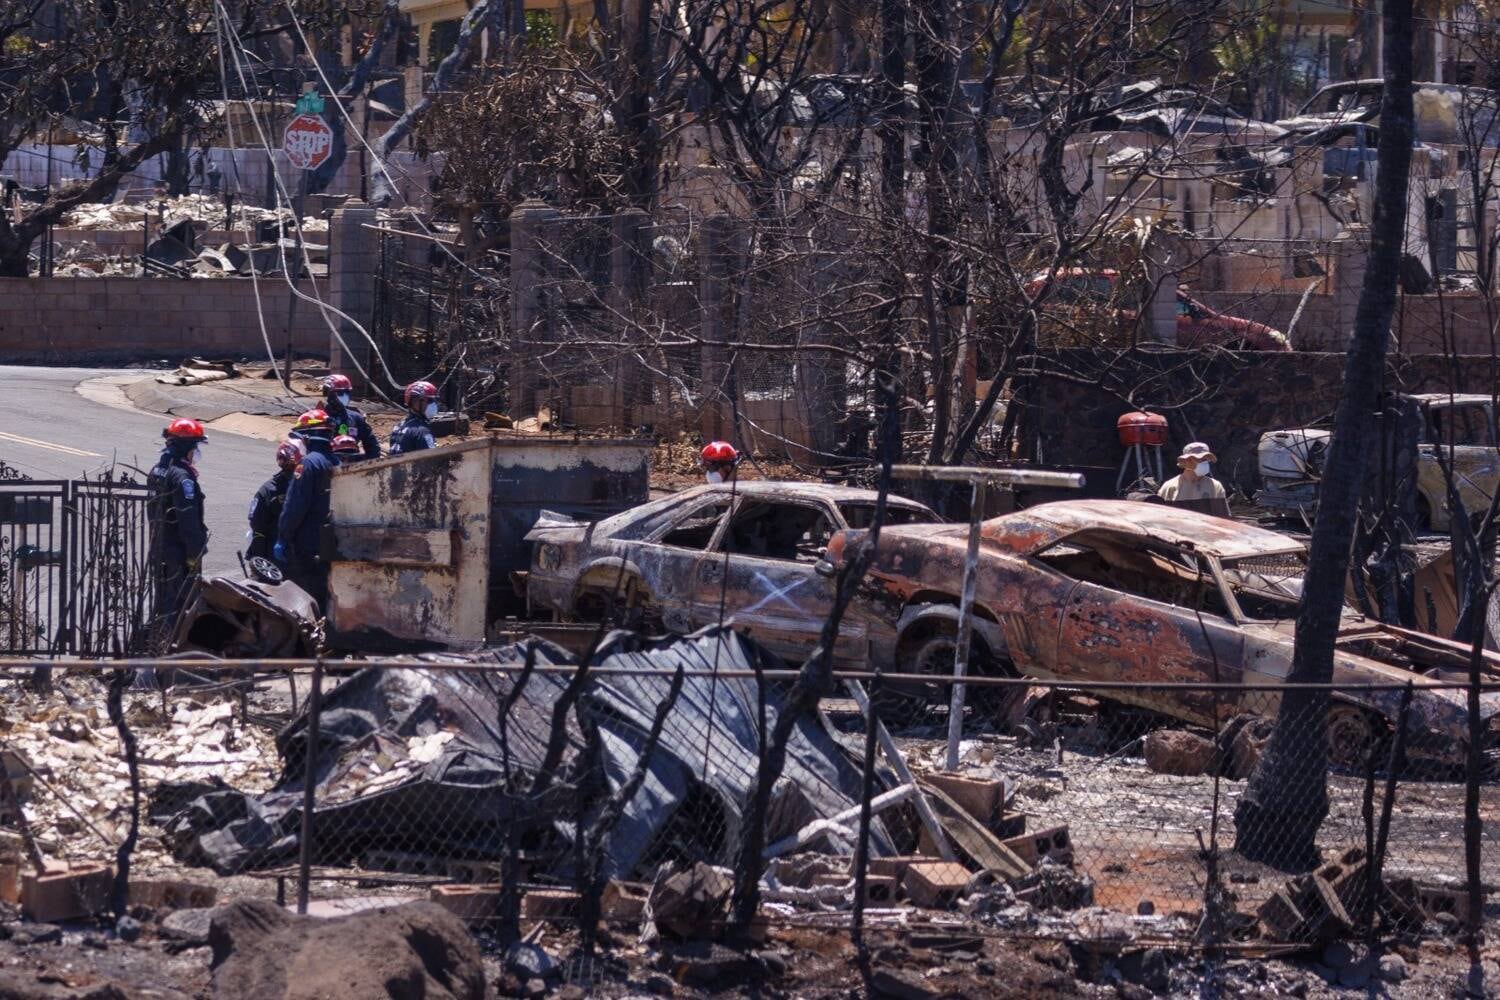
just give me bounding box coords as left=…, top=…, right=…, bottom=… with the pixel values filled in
left=0, top=366, right=282, bottom=574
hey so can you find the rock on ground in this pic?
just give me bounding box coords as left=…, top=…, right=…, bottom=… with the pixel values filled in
left=1142, top=730, right=1215, bottom=777
left=209, top=900, right=485, bottom=1000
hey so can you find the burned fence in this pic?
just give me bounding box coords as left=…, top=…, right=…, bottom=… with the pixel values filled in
left=0, top=643, right=1494, bottom=976
left=0, top=472, right=155, bottom=657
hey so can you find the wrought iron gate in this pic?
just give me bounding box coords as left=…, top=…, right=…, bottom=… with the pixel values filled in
left=0, top=472, right=156, bottom=657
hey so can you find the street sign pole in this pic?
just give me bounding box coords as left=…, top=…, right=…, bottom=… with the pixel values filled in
left=283, top=167, right=308, bottom=391
left=280, top=91, right=333, bottom=392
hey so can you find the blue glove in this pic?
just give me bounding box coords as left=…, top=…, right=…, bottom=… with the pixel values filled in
left=272, top=541, right=287, bottom=563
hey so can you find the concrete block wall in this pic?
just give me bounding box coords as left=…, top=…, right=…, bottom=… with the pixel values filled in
left=1027, top=350, right=1497, bottom=493
left=0, top=277, right=329, bottom=363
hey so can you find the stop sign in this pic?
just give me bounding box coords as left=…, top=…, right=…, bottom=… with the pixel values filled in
left=283, top=113, right=334, bottom=171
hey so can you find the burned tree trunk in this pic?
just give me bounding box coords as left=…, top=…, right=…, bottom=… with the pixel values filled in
left=1233, top=0, right=1413, bottom=870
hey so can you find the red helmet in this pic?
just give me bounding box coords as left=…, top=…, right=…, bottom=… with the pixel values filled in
left=404, top=381, right=439, bottom=408
left=293, top=408, right=332, bottom=434
left=700, top=441, right=738, bottom=465
left=323, top=374, right=353, bottom=393
left=331, top=434, right=359, bottom=454
left=275, top=439, right=304, bottom=469
left=164, top=418, right=206, bottom=441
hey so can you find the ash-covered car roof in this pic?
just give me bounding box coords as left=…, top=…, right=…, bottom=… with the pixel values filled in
left=982, top=499, right=1307, bottom=560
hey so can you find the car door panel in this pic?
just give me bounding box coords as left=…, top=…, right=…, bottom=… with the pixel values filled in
left=1057, top=581, right=1245, bottom=726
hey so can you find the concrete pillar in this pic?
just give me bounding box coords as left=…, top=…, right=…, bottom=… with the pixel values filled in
left=1331, top=223, right=1370, bottom=352
left=328, top=200, right=378, bottom=391
left=509, top=199, right=559, bottom=419
left=698, top=214, right=738, bottom=443
left=1141, top=229, right=1183, bottom=346
left=609, top=209, right=651, bottom=428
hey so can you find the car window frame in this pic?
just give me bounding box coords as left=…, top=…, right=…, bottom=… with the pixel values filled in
left=711, top=497, right=843, bottom=564
left=646, top=494, right=738, bottom=550
left=1029, top=531, right=1246, bottom=624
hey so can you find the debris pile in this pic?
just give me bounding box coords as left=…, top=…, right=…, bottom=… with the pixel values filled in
left=161, top=630, right=893, bottom=877
left=62, top=194, right=326, bottom=235
left=0, top=679, right=277, bottom=870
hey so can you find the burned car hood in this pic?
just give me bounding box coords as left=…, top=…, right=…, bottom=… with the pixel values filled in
left=524, top=510, right=592, bottom=543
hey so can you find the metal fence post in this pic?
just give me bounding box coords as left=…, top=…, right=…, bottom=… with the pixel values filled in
left=850, top=667, right=881, bottom=975
left=945, top=478, right=986, bottom=771
left=296, top=657, right=325, bottom=915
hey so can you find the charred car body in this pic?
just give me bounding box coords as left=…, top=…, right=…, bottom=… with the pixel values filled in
left=1258, top=394, right=1499, bottom=530
left=826, top=499, right=1500, bottom=766
left=525, top=482, right=945, bottom=670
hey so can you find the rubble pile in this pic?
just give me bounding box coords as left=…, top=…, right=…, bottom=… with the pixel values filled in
left=62, top=194, right=326, bottom=235
left=0, top=677, right=277, bottom=870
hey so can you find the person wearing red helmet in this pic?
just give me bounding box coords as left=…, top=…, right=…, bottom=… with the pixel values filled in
left=148, top=418, right=209, bottom=629
left=321, top=373, right=380, bottom=459
left=390, top=380, right=439, bottom=455
left=700, top=440, right=739, bottom=484
left=331, top=434, right=361, bottom=463
left=276, top=409, right=336, bottom=607
left=246, top=437, right=304, bottom=561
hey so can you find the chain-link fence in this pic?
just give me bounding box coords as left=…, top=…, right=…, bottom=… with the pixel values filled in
left=0, top=645, right=1492, bottom=974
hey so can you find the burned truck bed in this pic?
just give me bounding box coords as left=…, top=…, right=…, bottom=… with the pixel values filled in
left=324, top=435, right=651, bottom=653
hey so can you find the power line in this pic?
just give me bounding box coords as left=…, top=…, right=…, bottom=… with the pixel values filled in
left=212, top=0, right=410, bottom=395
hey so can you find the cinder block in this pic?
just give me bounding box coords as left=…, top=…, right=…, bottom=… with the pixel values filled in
left=21, top=861, right=113, bottom=922
left=429, top=883, right=501, bottom=922
left=600, top=880, right=648, bottom=923
left=862, top=874, right=898, bottom=906
left=924, top=772, right=1005, bottom=826
left=0, top=862, right=18, bottom=905
left=1000, top=824, right=1073, bottom=868
left=520, top=888, right=580, bottom=921
left=990, top=810, right=1027, bottom=840
left=1257, top=888, right=1305, bottom=940
left=902, top=862, right=970, bottom=910
left=127, top=879, right=218, bottom=911
left=867, top=855, right=935, bottom=881
left=1415, top=882, right=1470, bottom=923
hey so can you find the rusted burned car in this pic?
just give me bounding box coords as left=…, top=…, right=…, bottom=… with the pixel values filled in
left=826, top=499, right=1500, bottom=766
left=524, top=482, right=940, bottom=668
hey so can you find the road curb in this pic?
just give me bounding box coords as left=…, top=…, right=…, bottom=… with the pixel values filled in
left=76, top=373, right=303, bottom=442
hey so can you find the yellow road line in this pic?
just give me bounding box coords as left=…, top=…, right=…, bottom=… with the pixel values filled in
left=0, top=430, right=101, bottom=458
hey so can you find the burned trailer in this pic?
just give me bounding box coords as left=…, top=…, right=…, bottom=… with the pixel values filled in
left=325, top=436, right=650, bottom=652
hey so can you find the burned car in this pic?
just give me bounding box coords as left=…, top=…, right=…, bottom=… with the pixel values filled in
left=525, top=482, right=940, bottom=669
left=827, top=499, right=1500, bottom=766
left=1258, top=393, right=1499, bottom=530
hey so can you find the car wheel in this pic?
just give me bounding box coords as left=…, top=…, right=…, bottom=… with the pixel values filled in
left=575, top=575, right=661, bottom=632
left=1327, top=704, right=1386, bottom=770
left=878, top=618, right=1021, bottom=728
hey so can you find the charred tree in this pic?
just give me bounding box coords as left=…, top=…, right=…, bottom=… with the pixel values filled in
left=1233, top=0, right=1413, bottom=870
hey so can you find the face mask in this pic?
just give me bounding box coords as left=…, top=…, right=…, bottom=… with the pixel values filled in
left=423, top=401, right=439, bottom=420
left=706, top=470, right=724, bottom=484
left=336, top=393, right=351, bottom=407
left=1194, top=461, right=1210, bottom=477
left=190, top=445, right=204, bottom=465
